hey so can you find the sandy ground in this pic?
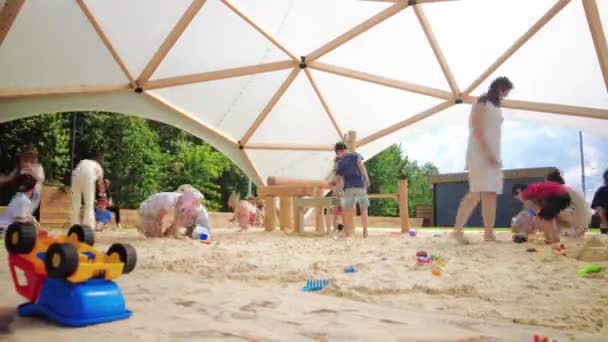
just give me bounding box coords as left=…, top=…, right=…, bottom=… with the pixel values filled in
left=1, top=228, right=607, bottom=341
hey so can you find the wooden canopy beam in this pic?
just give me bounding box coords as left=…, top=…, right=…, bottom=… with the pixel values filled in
left=413, top=4, right=459, bottom=95
left=0, top=0, right=24, bottom=45
left=304, top=68, right=343, bottom=138
left=137, top=0, right=207, bottom=84
left=221, top=0, right=299, bottom=63
left=306, top=0, right=409, bottom=62
left=582, top=0, right=608, bottom=93
left=145, top=60, right=295, bottom=90
left=0, top=84, right=131, bottom=99
left=143, top=91, right=239, bottom=146
left=76, top=0, right=134, bottom=85
left=462, top=0, right=571, bottom=96
left=462, top=96, right=608, bottom=120
left=309, top=61, right=452, bottom=99
left=358, top=100, right=453, bottom=147
left=245, top=143, right=333, bottom=151
left=239, top=67, right=300, bottom=146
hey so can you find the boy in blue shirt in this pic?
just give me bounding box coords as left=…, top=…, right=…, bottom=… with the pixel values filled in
left=334, top=142, right=371, bottom=238
left=94, top=196, right=114, bottom=231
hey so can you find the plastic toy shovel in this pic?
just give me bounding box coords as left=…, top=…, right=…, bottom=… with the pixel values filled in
left=577, top=264, right=603, bottom=276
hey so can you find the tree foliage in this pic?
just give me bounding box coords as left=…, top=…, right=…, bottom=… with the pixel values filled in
left=365, top=144, right=439, bottom=216
left=1, top=112, right=437, bottom=214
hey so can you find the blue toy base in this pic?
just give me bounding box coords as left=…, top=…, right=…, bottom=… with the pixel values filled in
left=18, top=278, right=132, bottom=327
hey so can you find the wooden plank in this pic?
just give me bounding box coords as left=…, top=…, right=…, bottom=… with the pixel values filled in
left=245, top=143, right=333, bottom=151
left=221, top=0, right=299, bottom=62
left=267, top=177, right=329, bottom=188
left=304, top=68, right=343, bottom=138
left=413, top=4, right=459, bottom=95
left=263, top=197, right=276, bottom=231
left=0, top=0, right=24, bottom=45
left=240, top=67, right=300, bottom=146
left=399, top=179, right=410, bottom=232
left=358, top=100, right=453, bottom=147
left=582, top=0, right=608, bottom=94
left=462, top=0, right=571, bottom=96
left=309, top=61, right=452, bottom=99
left=279, top=196, right=293, bottom=231
left=76, top=0, right=134, bottom=84
left=367, top=193, right=398, bottom=199
left=145, top=60, right=294, bottom=90
left=307, top=1, right=408, bottom=61
left=463, top=96, right=608, bottom=120
left=257, top=185, right=317, bottom=197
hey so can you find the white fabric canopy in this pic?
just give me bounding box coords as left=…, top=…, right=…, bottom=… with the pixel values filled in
left=0, top=0, right=606, bottom=185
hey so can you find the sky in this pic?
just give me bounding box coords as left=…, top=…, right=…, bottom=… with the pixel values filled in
left=400, top=120, right=608, bottom=202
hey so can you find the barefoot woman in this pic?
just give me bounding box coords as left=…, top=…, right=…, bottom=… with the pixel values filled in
left=453, top=76, right=513, bottom=242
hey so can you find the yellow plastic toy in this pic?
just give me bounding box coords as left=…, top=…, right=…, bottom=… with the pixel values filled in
left=5, top=223, right=136, bottom=284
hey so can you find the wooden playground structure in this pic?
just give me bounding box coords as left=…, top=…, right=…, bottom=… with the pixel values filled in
left=256, top=130, right=413, bottom=234
left=257, top=177, right=412, bottom=234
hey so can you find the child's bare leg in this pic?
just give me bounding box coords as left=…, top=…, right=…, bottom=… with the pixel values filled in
left=360, top=205, right=369, bottom=238
left=343, top=207, right=355, bottom=237
left=481, top=192, right=497, bottom=241
left=551, top=219, right=561, bottom=243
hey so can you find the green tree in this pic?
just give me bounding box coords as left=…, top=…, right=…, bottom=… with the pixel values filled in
left=365, top=144, right=439, bottom=216
left=160, top=140, right=231, bottom=210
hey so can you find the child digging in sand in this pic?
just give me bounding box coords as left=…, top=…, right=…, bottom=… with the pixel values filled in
left=511, top=183, right=536, bottom=243
left=227, top=192, right=257, bottom=231
left=0, top=174, right=39, bottom=238
left=520, top=170, right=591, bottom=244
left=137, top=185, right=204, bottom=238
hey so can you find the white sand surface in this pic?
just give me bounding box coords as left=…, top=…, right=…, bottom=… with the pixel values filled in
left=1, top=228, right=607, bottom=341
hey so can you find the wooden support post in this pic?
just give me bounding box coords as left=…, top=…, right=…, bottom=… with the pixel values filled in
left=346, top=130, right=357, bottom=152
left=399, top=179, right=411, bottom=233
left=263, top=196, right=276, bottom=232
left=279, top=196, right=293, bottom=231
left=315, top=187, right=325, bottom=234
left=293, top=200, right=303, bottom=233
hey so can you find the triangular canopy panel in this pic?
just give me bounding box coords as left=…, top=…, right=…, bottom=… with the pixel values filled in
left=0, top=0, right=127, bottom=89
left=151, top=69, right=292, bottom=140
left=152, top=0, right=289, bottom=80
left=0, top=0, right=606, bottom=185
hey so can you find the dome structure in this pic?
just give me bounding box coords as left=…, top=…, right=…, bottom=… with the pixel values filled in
left=0, top=0, right=606, bottom=185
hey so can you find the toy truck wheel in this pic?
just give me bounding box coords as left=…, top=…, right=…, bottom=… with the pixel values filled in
left=68, top=224, right=95, bottom=246
left=44, top=243, right=79, bottom=279
left=5, top=222, right=37, bottom=254
left=107, top=243, right=137, bottom=274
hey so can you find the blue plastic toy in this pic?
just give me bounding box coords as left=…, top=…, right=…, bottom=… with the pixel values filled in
left=344, top=266, right=356, bottom=273
left=302, top=279, right=330, bottom=292
left=18, top=278, right=131, bottom=327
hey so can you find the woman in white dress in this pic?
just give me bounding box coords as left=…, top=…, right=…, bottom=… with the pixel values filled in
left=453, top=76, right=513, bottom=242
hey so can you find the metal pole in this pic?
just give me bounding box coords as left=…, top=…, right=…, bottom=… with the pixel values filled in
left=579, top=131, right=586, bottom=197
left=247, top=178, right=252, bottom=198
left=69, top=113, right=77, bottom=184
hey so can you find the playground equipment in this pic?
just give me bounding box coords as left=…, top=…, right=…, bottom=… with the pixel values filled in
left=4, top=222, right=136, bottom=327
left=258, top=130, right=412, bottom=234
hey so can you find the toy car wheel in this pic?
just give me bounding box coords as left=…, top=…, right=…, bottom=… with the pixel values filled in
left=5, top=222, right=37, bottom=254
left=44, top=243, right=79, bottom=279
left=107, top=243, right=137, bottom=274
left=68, top=224, right=95, bottom=246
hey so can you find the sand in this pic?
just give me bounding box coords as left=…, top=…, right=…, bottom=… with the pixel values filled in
left=1, top=228, right=607, bottom=341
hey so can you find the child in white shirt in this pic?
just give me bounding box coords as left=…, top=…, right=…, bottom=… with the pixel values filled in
left=0, top=174, right=39, bottom=237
